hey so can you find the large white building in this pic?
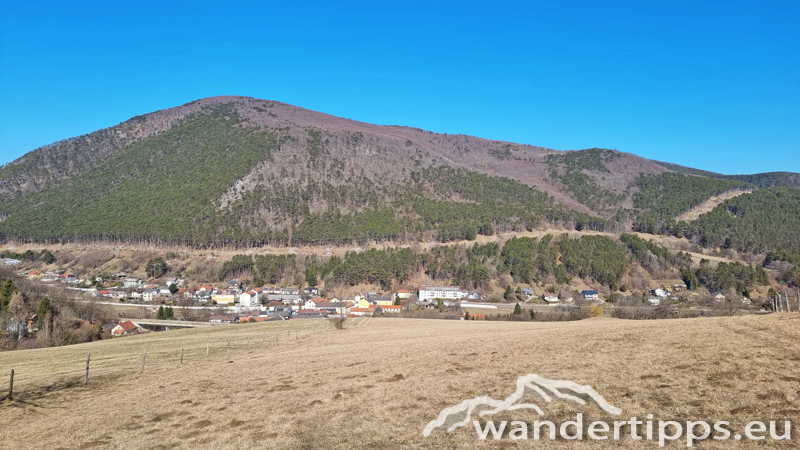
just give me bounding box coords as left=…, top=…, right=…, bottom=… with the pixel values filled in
left=417, top=286, right=468, bottom=302
left=239, top=290, right=260, bottom=307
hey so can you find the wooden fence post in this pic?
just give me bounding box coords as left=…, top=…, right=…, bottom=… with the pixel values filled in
left=181, top=348, right=184, bottom=364
left=141, top=348, right=147, bottom=373
left=84, top=352, right=91, bottom=386
left=8, top=369, right=13, bottom=400
left=206, top=344, right=209, bottom=361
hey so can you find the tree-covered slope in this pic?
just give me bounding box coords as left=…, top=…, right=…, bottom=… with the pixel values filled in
left=686, top=187, right=800, bottom=253
left=721, top=172, right=800, bottom=189
left=632, top=173, right=754, bottom=234
left=0, top=102, right=614, bottom=246
left=0, top=104, right=282, bottom=244
left=654, top=161, right=800, bottom=188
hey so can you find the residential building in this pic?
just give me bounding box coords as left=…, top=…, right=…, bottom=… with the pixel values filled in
left=111, top=321, right=139, bottom=336
left=212, top=291, right=237, bottom=305
left=371, top=296, right=393, bottom=306
left=302, top=287, right=320, bottom=296
left=41, top=273, right=59, bottom=283
left=463, top=291, right=483, bottom=300
left=239, top=290, right=259, bottom=307
left=303, top=297, right=325, bottom=310
left=417, top=286, right=468, bottom=302
left=581, top=290, right=599, bottom=301
left=395, top=289, right=412, bottom=300
left=651, top=288, right=668, bottom=298
left=124, top=277, right=143, bottom=288
left=350, top=306, right=377, bottom=317
left=294, top=309, right=325, bottom=319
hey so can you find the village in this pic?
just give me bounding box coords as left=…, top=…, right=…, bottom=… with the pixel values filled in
left=5, top=251, right=766, bottom=343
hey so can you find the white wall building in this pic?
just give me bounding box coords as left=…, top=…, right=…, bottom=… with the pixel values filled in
left=239, top=290, right=259, bottom=307
left=417, top=286, right=468, bottom=302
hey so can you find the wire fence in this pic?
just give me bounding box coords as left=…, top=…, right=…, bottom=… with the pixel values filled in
left=2, top=317, right=366, bottom=401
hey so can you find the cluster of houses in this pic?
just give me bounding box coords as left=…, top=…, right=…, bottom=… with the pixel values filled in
left=26, top=270, right=80, bottom=284
left=648, top=283, right=691, bottom=305
left=541, top=291, right=576, bottom=303
left=118, top=277, right=318, bottom=307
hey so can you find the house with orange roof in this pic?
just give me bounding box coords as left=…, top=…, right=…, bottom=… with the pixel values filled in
left=395, top=289, right=412, bottom=300
left=349, top=306, right=376, bottom=317
left=111, top=321, right=139, bottom=337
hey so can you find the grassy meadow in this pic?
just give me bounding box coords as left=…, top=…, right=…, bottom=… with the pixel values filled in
left=1, top=314, right=799, bottom=449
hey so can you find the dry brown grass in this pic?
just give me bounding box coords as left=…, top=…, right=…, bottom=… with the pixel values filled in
left=1, top=314, right=799, bottom=448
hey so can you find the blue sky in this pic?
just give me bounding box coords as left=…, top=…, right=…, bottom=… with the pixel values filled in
left=0, top=0, right=797, bottom=174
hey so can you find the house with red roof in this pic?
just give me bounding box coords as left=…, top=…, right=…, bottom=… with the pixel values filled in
left=111, top=321, right=139, bottom=337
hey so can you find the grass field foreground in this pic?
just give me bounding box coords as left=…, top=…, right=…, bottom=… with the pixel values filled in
left=1, top=315, right=799, bottom=449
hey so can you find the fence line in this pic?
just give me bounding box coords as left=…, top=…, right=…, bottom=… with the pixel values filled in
left=2, top=318, right=361, bottom=400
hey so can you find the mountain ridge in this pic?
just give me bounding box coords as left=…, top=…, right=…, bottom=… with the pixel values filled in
left=0, top=96, right=797, bottom=253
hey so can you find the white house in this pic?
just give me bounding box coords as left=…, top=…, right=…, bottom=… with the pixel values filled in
left=542, top=293, right=559, bottom=303
left=581, top=290, right=599, bottom=301
left=651, top=288, right=668, bottom=298
left=303, top=297, right=325, bottom=310
left=395, top=289, right=412, bottom=300
left=156, top=286, right=172, bottom=296
left=239, top=290, right=259, bottom=307
left=124, top=277, right=143, bottom=288
left=418, top=286, right=468, bottom=302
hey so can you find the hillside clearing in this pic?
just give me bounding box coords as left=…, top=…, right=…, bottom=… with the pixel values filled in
left=676, top=189, right=751, bottom=223
left=2, top=315, right=799, bottom=448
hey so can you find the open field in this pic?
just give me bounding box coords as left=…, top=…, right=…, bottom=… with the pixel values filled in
left=2, top=314, right=800, bottom=448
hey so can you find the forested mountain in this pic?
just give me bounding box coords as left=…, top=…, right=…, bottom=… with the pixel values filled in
left=654, top=161, right=800, bottom=188
left=0, top=96, right=797, bottom=253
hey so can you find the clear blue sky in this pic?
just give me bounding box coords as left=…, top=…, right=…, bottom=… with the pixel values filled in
left=1, top=0, right=798, bottom=174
